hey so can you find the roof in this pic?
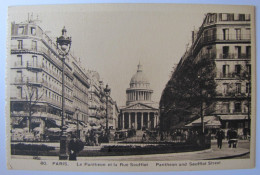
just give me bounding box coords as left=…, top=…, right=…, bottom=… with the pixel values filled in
left=185, top=115, right=221, bottom=128
left=220, top=115, right=248, bottom=120
left=130, top=63, right=149, bottom=85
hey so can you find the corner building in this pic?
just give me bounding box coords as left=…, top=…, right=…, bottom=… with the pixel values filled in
left=9, top=19, right=117, bottom=139
left=119, top=63, right=159, bottom=130
left=160, top=13, right=252, bottom=136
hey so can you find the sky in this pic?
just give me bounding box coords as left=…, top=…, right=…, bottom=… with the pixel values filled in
left=7, top=4, right=253, bottom=106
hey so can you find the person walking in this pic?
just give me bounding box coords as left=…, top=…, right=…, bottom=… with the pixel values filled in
left=68, top=135, right=78, bottom=160
left=215, top=129, right=225, bottom=149
left=68, top=135, right=84, bottom=160
left=227, top=128, right=238, bottom=148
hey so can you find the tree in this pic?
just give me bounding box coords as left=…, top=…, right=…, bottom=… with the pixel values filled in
left=23, top=81, right=44, bottom=132
left=160, top=54, right=217, bottom=131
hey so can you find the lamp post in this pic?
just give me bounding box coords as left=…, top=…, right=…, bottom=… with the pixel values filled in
left=198, top=74, right=205, bottom=135
left=75, top=107, right=80, bottom=139
left=56, top=26, right=72, bottom=160
left=104, top=84, right=111, bottom=141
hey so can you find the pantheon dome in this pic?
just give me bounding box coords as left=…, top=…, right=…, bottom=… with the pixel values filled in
left=126, top=63, right=153, bottom=106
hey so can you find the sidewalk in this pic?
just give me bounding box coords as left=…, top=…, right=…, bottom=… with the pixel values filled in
left=11, top=141, right=250, bottom=161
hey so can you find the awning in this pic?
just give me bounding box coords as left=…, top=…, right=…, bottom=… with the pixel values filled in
left=47, top=128, right=61, bottom=132
left=220, top=115, right=248, bottom=120
left=79, top=121, right=87, bottom=127
left=185, top=116, right=221, bottom=128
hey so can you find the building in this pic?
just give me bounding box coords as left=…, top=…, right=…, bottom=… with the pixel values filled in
left=119, top=63, right=159, bottom=130
left=9, top=18, right=117, bottom=140
left=160, top=13, right=251, bottom=136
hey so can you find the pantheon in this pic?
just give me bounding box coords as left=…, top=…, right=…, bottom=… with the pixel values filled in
left=119, top=63, right=159, bottom=130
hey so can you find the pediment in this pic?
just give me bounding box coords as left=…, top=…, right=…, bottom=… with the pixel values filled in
left=122, top=103, right=157, bottom=110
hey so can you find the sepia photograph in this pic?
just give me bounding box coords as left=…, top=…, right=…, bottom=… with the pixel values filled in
left=5, top=3, right=256, bottom=172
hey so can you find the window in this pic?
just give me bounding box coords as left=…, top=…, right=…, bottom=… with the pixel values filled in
left=31, top=27, right=36, bottom=35
left=235, top=64, right=241, bottom=75
left=235, top=29, right=241, bottom=40
left=35, top=88, right=38, bottom=100
left=222, top=65, right=229, bottom=77
left=32, top=56, right=38, bottom=67
left=234, top=102, right=241, bottom=112
left=223, top=83, right=229, bottom=94
left=222, top=103, right=230, bottom=113
left=235, top=46, right=241, bottom=58
left=234, top=14, right=240, bottom=20
left=246, top=83, right=251, bottom=94
left=18, top=40, right=23, bottom=49
left=236, top=83, right=241, bottom=94
left=246, top=46, right=251, bottom=57
left=17, top=86, right=23, bottom=98
left=246, top=28, right=251, bottom=39
left=32, top=41, right=37, bottom=51
left=223, top=29, right=229, bottom=40
left=222, top=13, right=228, bottom=21
left=222, top=46, right=229, bottom=58
left=239, top=14, right=245, bottom=21
left=246, top=64, right=251, bottom=76
left=18, top=26, right=24, bottom=35
left=17, top=55, right=23, bottom=66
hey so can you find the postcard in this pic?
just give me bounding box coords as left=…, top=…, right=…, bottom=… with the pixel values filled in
left=6, top=3, right=256, bottom=171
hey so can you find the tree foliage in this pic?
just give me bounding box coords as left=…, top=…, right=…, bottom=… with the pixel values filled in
left=160, top=54, right=217, bottom=130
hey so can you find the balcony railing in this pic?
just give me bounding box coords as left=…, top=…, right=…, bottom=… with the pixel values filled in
left=14, top=77, right=42, bottom=86
left=193, top=34, right=251, bottom=53
left=217, top=72, right=245, bottom=79
left=219, top=53, right=251, bottom=59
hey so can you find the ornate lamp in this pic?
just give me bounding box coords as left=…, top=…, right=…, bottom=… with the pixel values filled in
left=56, top=27, right=72, bottom=160
left=104, top=84, right=111, bottom=141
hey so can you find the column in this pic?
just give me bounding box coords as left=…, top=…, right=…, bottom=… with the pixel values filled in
left=135, top=112, right=137, bottom=129
left=122, top=113, right=125, bottom=129
left=153, top=114, right=157, bottom=128
left=141, top=112, right=143, bottom=129
left=156, top=113, right=159, bottom=127
left=148, top=112, right=150, bottom=129
left=129, top=113, right=131, bottom=128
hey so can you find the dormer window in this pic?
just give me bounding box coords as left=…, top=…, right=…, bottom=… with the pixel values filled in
left=31, top=27, right=36, bottom=35
left=18, top=26, right=24, bottom=35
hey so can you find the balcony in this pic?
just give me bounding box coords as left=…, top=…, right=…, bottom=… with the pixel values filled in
left=26, top=61, right=43, bottom=71
left=11, top=45, right=63, bottom=69
left=14, top=77, right=42, bottom=87
left=219, top=53, right=251, bottom=60
left=217, top=72, right=246, bottom=79
left=193, top=34, right=251, bottom=54
left=89, top=104, right=98, bottom=109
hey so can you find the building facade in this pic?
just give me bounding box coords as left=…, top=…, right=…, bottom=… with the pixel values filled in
left=119, top=63, right=159, bottom=130
left=9, top=19, right=117, bottom=140
left=160, top=13, right=252, bottom=136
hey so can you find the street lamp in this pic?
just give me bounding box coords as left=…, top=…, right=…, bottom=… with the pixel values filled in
left=75, top=107, right=80, bottom=139
left=197, top=74, right=205, bottom=135
left=56, top=26, right=72, bottom=160
left=104, top=84, right=111, bottom=141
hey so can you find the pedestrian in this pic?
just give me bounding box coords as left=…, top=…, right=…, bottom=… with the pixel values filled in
left=215, top=129, right=225, bottom=149
left=227, top=128, right=238, bottom=148
left=68, top=135, right=78, bottom=160
left=243, top=128, right=248, bottom=140
left=142, top=132, right=146, bottom=142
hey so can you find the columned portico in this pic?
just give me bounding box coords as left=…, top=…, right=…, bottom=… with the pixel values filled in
left=121, top=110, right=158, bottom=130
